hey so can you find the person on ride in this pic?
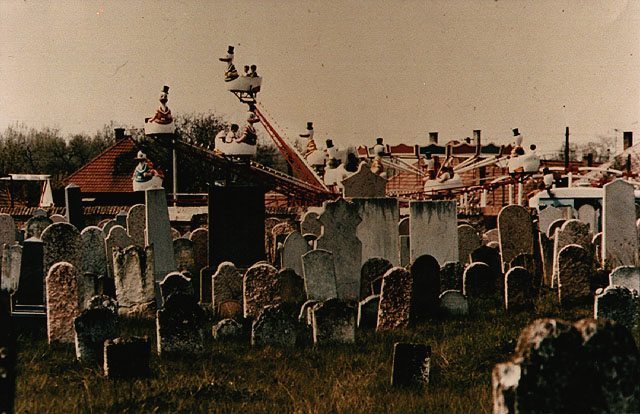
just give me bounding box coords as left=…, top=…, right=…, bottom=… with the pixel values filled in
left=249, top=65, right=259, bottom=77
left=219, top=46, right=239, bottom=82
left=511, top=128, right=524, bottom=157
left=147, top=86, right=173, bottom=125
left=424, top=152, right=436, bottom=179
left=300, top=122, right=318, bottom=159
left=237, top=112, right=259, bottom=145
left=542, top=167, right=555, bottom=196
left=437, top=166, right=454, bottom=183
left=225, top=124, right=240, bottom=143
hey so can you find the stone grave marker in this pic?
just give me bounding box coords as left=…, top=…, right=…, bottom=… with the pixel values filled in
left=170, top=228, right=181, bottom=240
left=440, top=261, right=464, bottom=291
left=0, top=214, right=16, bottom=250
left=470, top=245, right=502, bottom=282
left=458, top=224, right=481, bottom=265
left=80, top=226, right=107, bottom=278
left=114, top=210, right=127, bottom=228
left=360, top=257, right=392, bottom=299
left=594, top=285, right=639, bottom=330
left=13, top=237, right=44, bottom=306
left=547, top=218, right=566, bottom=238
left=377, top=267, right=412, bottom=331
left=281, top=231, right=309, bottom=276
left=212, top=261, right=243, bottom=318
left=159, top=272, right=194, bottom=304
left=104, top=225, right=134, bottom=278
left=391, top=343, right=431, bottom=387
left=251, top=304, right=298, bottom=347
left=592, top=232, right=603, bottom=268
left=25, top=215, right=52, bottom=239
left=103, top=337, right=151, bottom=378
left=609, top=265, right=640, bottom=293
left=504, top=266, right=534, bottom=311
left=603, top=179, right=638, bottom=268
left=102, top=219, right=117, bottom=236
left=357, top=294, right=380, bottom=330
left=156, top=293, right=205, bottom=355
left=557, top=244, right=592, bottom=306
left=276, top=268, right=306, bottom=306
left=482, top=228, right=499, bottom=245
left=243, top=262, right=279, bottom=319
left=398, top=217, right=409, bottom=236
left=65, top=183, right=85, bottom=230
left=409, top=200, right=458, bottom=265
left=146, top=188, right=176, bottom=281
left=113, top=245, right=155, bottom=315
left=439, top=290, right=468, bottom=316
left=301, top=249, right=338, bottom=301
left=46, top=262, right=81, bottom=343
left=212, top=318, right=243, bottom=341
left=552, top=219, right=592, bottom=286
left=510, top=253, right=540, bottom=288
left=578, top=204, right=598, bottom=232
left=342, top=162, right=387, bottom=197
left=271, top=221, right=297, bottom=265
left=41, top=222, right=82, bottom=276
left=74, top=296, right=119, bottom=364
left=498, top=205, right=533, bottom=272
left=311, top=298, right=356, bottom=344
left=317, top=198, right=362, bottom=300
left=463, top=262, right=495, bottom=299
left=353, top=198, right=400, bottom=266
left=538, top=205, right=566, bottom=236
left=538, top=231, right=554, bottom=286
left=1, top=244, right=21, bottom=293
left=410, top=255, right=440, bottom=320
left=298, top=299, right=319, bottom=325
left=300, top=211, right=322, bottom=237
left=126, top=204, right=146, bottom=247
left=189, top=228, right=208, bottom=275
left=173, top=238, right=196, bottom=276
left=49, top=214, right=67, bottom=223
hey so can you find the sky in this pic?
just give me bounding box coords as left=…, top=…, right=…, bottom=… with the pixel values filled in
left=1, top=0, right=639, bottom=155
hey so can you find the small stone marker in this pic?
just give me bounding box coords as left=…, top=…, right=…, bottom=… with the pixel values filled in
left=439, top=261, right=464, bottom=291
left=470, top=245, right=502, bottom=280
left=609, top=265, right=640, bottom=294
left=603, top=179, right=638, bottom=268
left=439, top=290, right=468, bottom=316
left=594, top=285, right=639, bottom=330
left=300, top=211, right=322, bottom=237
left=46, top=262, right=81, bottom=344
left=212, top=318, right=244, bottom=341
left=170, top=228, right=181, bottom=240
left=457, top=224, right=481, bottom=265
left=212, top=261, right=243, bottom=317
left=159, top=272, right=194, bottom=304
left=357, top=294, right=380, bottom=330
left=463, top=262, right=495, bottom=299
left=311, top=298, right=356, bottom=344
left=577, top=204, right=598, bottom=232
left=173, top=238, right=196, bottom=289
left=74, top=296, right=119, bottom=364
left=498, top=205, right=534, bottom=272
left=504, top=266, right=534, bottom=311
left=552, top=219, right=592, bottom=286
left=24, top=215, right=52, bottom=239
left=251, top=304, right=298, bottom=347
left=156, top=293, right=205, bottom=355
left=189, top=228, right=208, bottom=276
left=103, top=336, right=151, bottom=378
left=243, top=262, right=279, bottom=319
left=557, top=244, right=592, bottom=305
left=50, top=214, right=67, bottom=223
left=410, top=255, right=440, bottom=320
left=301, top=249, right=338, bottom=301
left=547, top=218, right=566, bottom=238
left=13, top=237, right=44, bottom=306
left=391, top=343, right=431, bottom=387
left=80, top=226, right=107, bottom=278
left=538, top=205, right=566, bottom=235
left=377, top=267, right=412, bottom=331
left=360, top=257, right=392, bottom=300
left=482, top=228, right=499, bottom=245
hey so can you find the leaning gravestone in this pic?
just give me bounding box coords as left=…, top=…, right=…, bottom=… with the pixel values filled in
left=113, top=245, right=155, bottom=315
left=301, top=249, right=338, bottom=301
left=504, top=266, right=534, bottom=311
left=410, top=255, right=440, bottom=320
left=377, top=267, right=412, bottom=331
left=251, top=304, right=298, bottom=347
left=156, top=293, right=205, bottom=356
left=80, top=226, right=107, bottom=278
left=41, top=222, right=82, bottom=276
left=25, top=215, right=52, bottom=239
left=609, top=265, right=640, bottom=294
left=103, top=337, right=151, bottom=379
left=594, top=285, right=639, bottom=330
left=281, top=231, right=309, bottom=276
left=457, top=224, right=481, bottom=265
left=74, top=296, right=119, bottom=364
left=126, top=204, right=146, bottom=247
left=159, top=272, right=194, bottom=304
left=353, top=198, right=400, bottom=265
left=65, top=183, right=85, bottom=230
left=557, top=244, right=592, bottom=305
left=1, top=244, right=21, bottom=292
left=409, top=200, right=458, bottom=265
left=243, top=262, right=279, bottom=319
left=46, top=262, right=81, bottom=344
left=439, top=290, right=468, bottom=316
left=316, top=198, right=362, bottom=300
left=357, top=294, right=380, bottom=330
left=145, top=188, right=177, bottom=281
left=311, top=298, right=356, bottom=344
left=13, top=238, right=44, bottom=306
left=603, top=179, right=638, bottom=268
left=498, top=205, right=533, bottom=273
left=463, top=262, right=495, bottom=299
left=105, top=225, right=134, bottom=278
left=360, top=257, right=393, bottom=300
left=391, top=343, right=431, bottom=387
left=211, top=261, right=243, bottom=318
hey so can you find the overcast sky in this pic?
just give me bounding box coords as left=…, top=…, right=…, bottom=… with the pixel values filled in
left=1, top=0, right=638, bottom=154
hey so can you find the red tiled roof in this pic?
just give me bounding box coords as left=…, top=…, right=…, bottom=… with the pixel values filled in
left=64, top=137, right=141, bottom=193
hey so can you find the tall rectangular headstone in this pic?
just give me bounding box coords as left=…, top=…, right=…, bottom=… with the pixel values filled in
left=65, top=184, right=85, bottom=230
left=145, top=188, right=176, bottom=281
left=13, top=237, right=44, bottom=306
left=1, top=244, right=21, bottom=293
left=353, top=198, right=400, bottom=266
left=46, top=262, right=81, bottom=343
left=302, top=249, right=338, bottom=301
left=409, top=200, right=458, bottom=265
left=603, top=179, right=638, bottom=268
left=498, top=205, right=534, bottom=273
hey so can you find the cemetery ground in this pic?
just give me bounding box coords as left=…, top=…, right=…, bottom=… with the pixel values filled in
left=15, top=290, right=637, bottom=413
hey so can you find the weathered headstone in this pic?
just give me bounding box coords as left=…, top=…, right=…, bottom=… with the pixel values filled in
left=103, top=337, right=151, bottom=378
left=409, top=200, right=458, bottom=265
left=398, top=217, right=409, bottom=236
left=80, top=226, right=107, bottom=278
left=547, top=218, right=566, bottom=238
left=391, top=343, right=431, bottom=387
left=212, top=318, right=243, bottom=341
left=0, top=213, right=16, bottom=249
left=65, top=183, right=85, bottom=230
left=557, top=244, right=592, bottom=305
left=360, top=257, right=392, bottom=300
left=470, top=245, right=502, bottom=282
left=311, top=298, right=356, bottom=344
left=439, top=290, right=468, bottom=316
left=399, top=235, right=410, bottom=267
left=1, top=244, right=21, bottom=292
left=170, top=228, right=181, bottom=240
left=46, top=262, right=81, bottom=343
left=156, top=293, right=205, bottom=355
left=243, top=262, right=279, bottom=319
left=115, top=210, right=127, bottom=228
left=504, top=266, right=534, bottom=311
left=593, top=232, right=603, bottom=268
left=440, top=261, right=464, bottom=291
left=41, top=222, right=82, bottom=276
left=173, top=238, right=196, bottom=276
left=498, top=205, right=533, bottom=272
left=281, top=231, right=309, bottom=276
left=609, top=265, right=640, bottom=294
left=458, top=224, right=481, bottom=265
left=482, top=228, right=499, bottom=245
left=377, top=267, right=412, bottom=331
left=189, top=228, right=208, bottom=275
left=300, top=211, right=322, bottom=237
left=126, top=204, right=146, bottom=247
left=538, top=231, right=554, bottom=286
left=146, top=188, right=177, bottom=281
left=211, top=261, right=243, bottom=318
left=353, top=198, right=400, bottom=265
left=74, top=296, right=119, bottom=364
left=357, top=294, right=380, bottom=330
left=342, top=162, right=387, bottom=197
left=538, top=205, right=566, bottom=236
left=301, top=249, right=338, bottom=301
left=13, top=237, right=44, bottom=306
left=410, top=255, right=440, bottom=320
left=316, top=198, right=363, bottom=300
left=159, top=272, right=194, bottom=304
left=276, top=268, right=306, bottom=306
left=113, top=245, right=155, bottom=315
left=50, top=214, right=67, bottom=223
left=594, top=285, right=639, bottom=330
left=603, top=179, right=638, bottom=268
left=552, top=219, right=592, bottom=286
left=251, top=304, right=298, bottom=347
left=510, top=253, right=541, bottom=288
left=24, top=215, right=52, bottom=239
left=578, top=204, right=598, bottom=233
left=104, top=225, right=134, bottom=278
left=463, top=262, right=496, bottom=298
left=102, top=219, right=117, bottom=236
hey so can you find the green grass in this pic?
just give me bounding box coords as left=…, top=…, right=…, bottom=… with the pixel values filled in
left=14, top=293, right=638, bottom=413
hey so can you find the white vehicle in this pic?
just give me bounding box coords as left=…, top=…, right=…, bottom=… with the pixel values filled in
left=216, top=140, right=257, bottom=157
left=144, top=121, right=176, bottom=135
left=227, top=75, right=262, bottom=96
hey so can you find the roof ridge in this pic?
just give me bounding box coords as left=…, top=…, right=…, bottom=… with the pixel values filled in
left=64, top=136, right=139, bottom=185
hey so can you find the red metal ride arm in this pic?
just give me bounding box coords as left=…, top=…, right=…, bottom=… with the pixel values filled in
left=253, top=103, right=328, bottom=192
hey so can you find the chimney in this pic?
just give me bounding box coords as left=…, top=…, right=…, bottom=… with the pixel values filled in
left=114, top=128, right=126, bottom=141
left=473, top=130, right=481, bottom=156
left=585, top=153, right=593, bottom=167
left=623, top=131, right=633, bottom=150
left=428, top=132, right=438, bottom=144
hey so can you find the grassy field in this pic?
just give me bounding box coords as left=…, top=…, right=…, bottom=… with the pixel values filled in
left=13, top=292, right=637, bottom=413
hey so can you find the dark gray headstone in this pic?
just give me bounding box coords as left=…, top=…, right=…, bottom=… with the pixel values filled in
left=391, top=343, right=431, bottom=387
left=156, top=293, right=205, bottom=356
left=360, top=257, right=392, bottom=300
left=24, top=215, right=52, bottom=239
left=159, top=272, right=194, bottom=304
left=410, top=255, right=440, bottom=321
left=74, top=297, right=119, bottom=364
left=557, top=244, right=592, bottom=306
left=357, top=294, right=380, bottom=330
left=212, top=318, right=244, bottom=341
left=311, top=298, right=356, bottom=344
left=13, top=238, right=44, bottom=305
left=251, top=304, right=298, bottom=347
left=440, top=261, right=464, bottom=291
left=103, top=337, right=151, bottom=378
left=65, top=183, right=85, bottom=230
left=594, top=285, right=639, bottom=330
left=377, top=267, right=412, bottom=331
left=504, top=266, right=534, bottom=311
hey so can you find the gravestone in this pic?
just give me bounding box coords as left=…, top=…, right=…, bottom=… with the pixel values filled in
left=146, top=188, right=177, bottom=281
left=439, top=290, right=468, bottom=316
left=156, top=293, right=205, bottom=355
left=410, top=255, right=440, bottom=320
left=360, top=257, right=392, bottom=300
left=103, top=337, right=151, bottom=378
left=301, top=249, right=338, bottom=301
left=271, top=221, right=295, bottom=266
left=357, top=294, right=380, bottom=330
left=463, top=262, right=495, bottom=298
left=482, top=228, right=499, bottom=245
left=1, top=244, right=21, bottom=292
left=189, top=228, right=208, bottom=275
left=80, top=226, right=107, bottom=278
left=299, top=299, right=319, bottom=325
left=281, top=231, right=309, bottom=276
left=65, top=183, right=85, bottom=230
left=13, top=237, right=44, bottom=306
left=211, top=262, right=243, bottom=317
left=578, top=204, right=598, bottom=232
left=504, top=266, right=533, bottom=311
left=74, top=296, right=119, bottom=364
left=126, top=204, right=146, bottom=247
left=25, top=215, right=52, bottom=239
left=46, top=262, right=81, bottom=343
left=102, top=219, right=117, bottom=236
left=173, top=238, right=196, bottom=276
left=251, top=304, right=298, bottom=347
left=105, top=225, right=134, bottom=278
left=170, top=228, right=180, bottom=240
left=199, top=267, right=212, bottom=305
left=457, top=224, right=481, bottom=265
left=316, top=198, right=362, bottom=300
left=212, top=318, right=243, bottom=341
left=41, top=222, right=82, bottom=276
left=300, top=211, right=322, bottom=237
left=592, top=232, right=603, bottom=268
left=440, top=261, right=464, bottom=291
left=557, top=244, right=592, bottom=305
left=243, top=263, right=279, bottom=319
left=409, top=200, right=458, bottom=265
left=552, top=219, right=592, bottom=286
left=391, top=343, right=431, bottom=387
left=399, top=235, right=410, bottom=267
left=377, top=267, right=412, bottom=331
left=353, top=198, right=400, bottom=265
left=0, top=213, right=16, bottom=249
left=0, top=291, right=16, bottom=414
left=609, top=265, right=640, bottom=294
left=276, top=268, right=306, bottom=307
left=115, top=211, right=127, bottom=228
left=311, top=298, right=356, bottom=344
left=470, top=245, right=502, bottom=280
left=594, top=285, right=639, bottom=330
left=510, top=253, right=540, bottom=288
left=398, top=217, right=409, bottom=236
left=538, top=205, right=566, bottom=236
left=498, top=205, right=533, bottom=272
left=342, top=162, right=387, bottom=197
left=50, top=214, right=67, bottom=223
left=113, top=245, right=155, bottom=315
left=603, top=179, right=638, bottom=268
left=547, top=218, right=566, bottom=238
left=159, top=272, right=194, bottom=304
left=538, top=232, right=554, bottom=286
